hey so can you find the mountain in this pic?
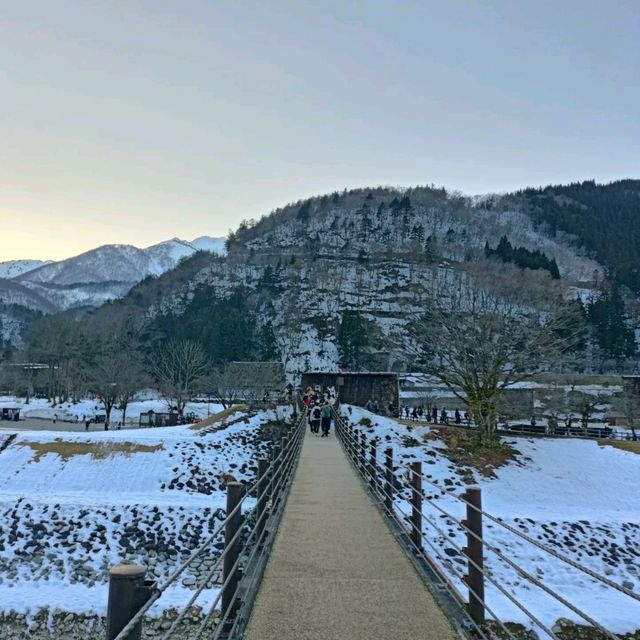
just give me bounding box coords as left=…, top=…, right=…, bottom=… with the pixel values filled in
left=86, top=181, right=637, bottom=376
left=0, top=260, right=50, bottom=279
left=1, top=236, right=225, bottom=313
left=0, top=236, right=224, bottom=348
left=5, top=181, right=638, bottom=371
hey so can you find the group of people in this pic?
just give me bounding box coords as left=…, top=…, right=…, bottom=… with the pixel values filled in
left=367, top=400, right=469, bottom=426
left=303, top=385, right=336, bottom=437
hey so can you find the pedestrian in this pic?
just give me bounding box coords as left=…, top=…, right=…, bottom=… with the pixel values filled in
left=411, top=407, right=418, bottom=421
left=53, top=413, right=57, bottom=424
left=440, top=408, right=448, bottom=425
left=455, top=409, right=461, bottom=425
left=431, top=406, right=438, bottom=422
left=404, top=406, right=410, bottom=419
left=84, top=418, right=91, bottom=431
left=417, top=406, right=424, bottom=420
left=320, top=403, right=332, bottom=437
left=310, top=403, right=322, bottom=434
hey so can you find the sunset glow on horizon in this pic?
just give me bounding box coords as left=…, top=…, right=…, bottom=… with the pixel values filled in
left=1, top=1, right=638, bottom=262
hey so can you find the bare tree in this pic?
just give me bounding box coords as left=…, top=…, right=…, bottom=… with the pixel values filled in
left=150, top=340, right=210, bottom=415
left=405, top=289, right=585, bottom=442
left=613, top=388, right=640, bottom=441
left=210, top=362, right=284, bottom=409
left=567, top=390, right=608, bottom=432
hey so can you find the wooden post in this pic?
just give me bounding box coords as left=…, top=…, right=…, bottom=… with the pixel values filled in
left=271, top=443, right=281, bottom=504
left=384, top=447, right=394, bottom=512
left=359, top=432, right=367, bottom=475
left=463, top=486, right=485, bottom=626
left=106, top=564, right=153, bottom=640
left=222, top=482, right=243, bottom=619
left=256, top=458, right=269, bottom=540
left=409, top=461, right=422, bottom=551
left=368, top=439, right=377, bottom=491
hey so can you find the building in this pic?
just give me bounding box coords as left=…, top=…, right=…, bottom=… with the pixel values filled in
left=301, top=372, right=399, bottom=411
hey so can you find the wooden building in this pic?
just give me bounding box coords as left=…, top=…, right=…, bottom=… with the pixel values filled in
left=301, top=372, right=399, bottom=411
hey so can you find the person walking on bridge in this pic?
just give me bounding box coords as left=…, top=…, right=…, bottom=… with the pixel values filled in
left=309, top=403, right=322, bottom=435
left=320, top=403, right=332, bottom=437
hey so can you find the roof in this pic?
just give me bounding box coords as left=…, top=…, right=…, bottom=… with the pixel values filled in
left=303, top=371, right=398, bottom=377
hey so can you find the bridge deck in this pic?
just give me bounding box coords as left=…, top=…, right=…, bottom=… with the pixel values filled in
left=244, top=429, right=457, bottom=640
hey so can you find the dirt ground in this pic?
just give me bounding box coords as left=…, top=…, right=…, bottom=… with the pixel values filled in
left=0, top=417, right=147, bottom=433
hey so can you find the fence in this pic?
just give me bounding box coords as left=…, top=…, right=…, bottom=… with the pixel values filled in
left=107, top=407, right=307, bottom=640
left=398, top=413, right=637, bottom=442
left=333, top=408, right=640, bottom=640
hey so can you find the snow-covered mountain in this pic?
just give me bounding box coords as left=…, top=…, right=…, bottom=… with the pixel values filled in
left=0, top=259, right=50, bottom=279
left=1, top=236, right=225, bottom=313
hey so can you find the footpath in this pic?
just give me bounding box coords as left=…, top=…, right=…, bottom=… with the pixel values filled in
left=244, top=428, right=457, bottom=640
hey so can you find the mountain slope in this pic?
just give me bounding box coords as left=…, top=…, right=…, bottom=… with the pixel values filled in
left=8, top=236, right=225, bottom=312
left=98, top=184, right=617, bottom=376
left=0, top=260, right=49, bottom=279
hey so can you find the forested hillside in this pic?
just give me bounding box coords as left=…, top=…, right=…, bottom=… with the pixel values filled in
left=3, top=180, right=638, bottom=397
left=511, top=179, right=640, bottom=292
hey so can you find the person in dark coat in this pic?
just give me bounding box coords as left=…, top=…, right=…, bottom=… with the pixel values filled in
left=320, top=404, right=332, bottom=437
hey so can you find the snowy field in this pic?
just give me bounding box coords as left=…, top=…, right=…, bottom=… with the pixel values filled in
left=341, top=406, right=640, bottom=636
left=0, top=395, right=223, bottom=427
left=0, top=408, right=288, bottom=620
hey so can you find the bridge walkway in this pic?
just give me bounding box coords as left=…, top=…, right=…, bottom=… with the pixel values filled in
left=244, top=427, right=457, bottom=640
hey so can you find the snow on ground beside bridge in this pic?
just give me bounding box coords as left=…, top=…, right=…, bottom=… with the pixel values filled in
left=341, top=405, right=640, bottom=636
left=0, top=395, right=223, bottom=425
left=0, top=409, right=286, bottom=620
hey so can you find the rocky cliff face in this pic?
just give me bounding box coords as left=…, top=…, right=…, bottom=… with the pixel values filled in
left=140, top=186, right=605, bottom=376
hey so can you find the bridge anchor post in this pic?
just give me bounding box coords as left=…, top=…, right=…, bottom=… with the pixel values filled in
left=106, top=564, right=154, bottom=640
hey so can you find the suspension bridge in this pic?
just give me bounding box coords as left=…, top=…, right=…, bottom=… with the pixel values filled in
left=107, top=404, right=640, bottom=640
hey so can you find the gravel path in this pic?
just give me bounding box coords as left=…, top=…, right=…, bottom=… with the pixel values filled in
left=244, top=429, right=457, bottom=640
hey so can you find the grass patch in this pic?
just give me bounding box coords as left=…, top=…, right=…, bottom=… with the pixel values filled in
left=20, top=440, right=163, bottom=462
left=597, top=439, right=640, bottom=455
left=424, top=426, right=519, bottom=477
left=189, top=405, right=249, bottom=430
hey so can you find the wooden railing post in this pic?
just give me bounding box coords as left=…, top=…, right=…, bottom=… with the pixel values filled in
left=409, top=461, right=422, bottom=551
left=256, top=458, right=269, bottom=540
left=106, top=564, right=154, bottom=640
left=384, top=447, right=394, bottom=512
left=463, top=486, right=485, bottom=626
left=368, top=439, right=377, bottom=491
left=359, top=432, right=367, bottom=475
left=222, top=482, right=244, bottom=619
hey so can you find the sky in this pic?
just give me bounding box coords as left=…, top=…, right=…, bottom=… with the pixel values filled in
left=1, top=0, right=638, bottom=261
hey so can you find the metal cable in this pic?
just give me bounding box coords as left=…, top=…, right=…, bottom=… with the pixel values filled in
left=336, top=414, right=626, bottom=639
left=333, top=417, right=504, bottom=640
left=332, top=420, right=502, bottom=640
left=403, top=463, right=640, bottom=604
left=205, top=425, right=305, bottom=640
left=399, top=477, right=623, bottom=640
left=115, top=410, right=306, bottom=640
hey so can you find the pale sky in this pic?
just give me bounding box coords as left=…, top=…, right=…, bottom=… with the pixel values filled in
left=1, top=0, right=638, bottom=261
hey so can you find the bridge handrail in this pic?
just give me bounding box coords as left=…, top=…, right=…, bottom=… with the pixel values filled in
left=113, top=406, right=307, bottom=640
left=332, top=407, right=633, bottom=640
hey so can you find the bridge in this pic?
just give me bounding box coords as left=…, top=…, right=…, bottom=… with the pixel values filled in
left=243, top=421, right=455, bottom=640
left=107, top=403, right=640, bottom=640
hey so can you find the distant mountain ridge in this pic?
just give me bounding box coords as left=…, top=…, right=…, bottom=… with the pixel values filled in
left=0, top=236, right=225, bottom=313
